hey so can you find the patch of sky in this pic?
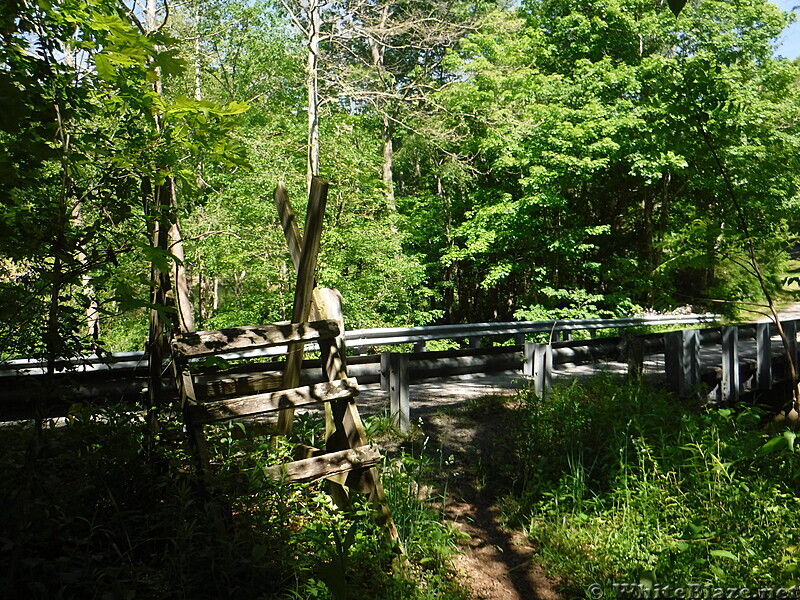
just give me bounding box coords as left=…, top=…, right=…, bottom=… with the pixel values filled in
left=773, top=0, right=800, bottom=59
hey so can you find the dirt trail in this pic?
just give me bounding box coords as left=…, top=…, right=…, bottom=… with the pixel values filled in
left=398, top=394, right=562, bottom=600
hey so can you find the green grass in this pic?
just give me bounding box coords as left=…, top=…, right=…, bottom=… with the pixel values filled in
left=499, top=377, right=800, bottom=595
left=0, top=406, right=467, bottom=600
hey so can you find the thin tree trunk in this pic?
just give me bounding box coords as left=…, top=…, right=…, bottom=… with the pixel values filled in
left=168, top=210, right=195, bottom=333
left=213, top=276, right=220, bottom=314
left=194, top=0, right=202, bottom=102
left=306, top=0, right=321, bottom=191
left=71, top=202, right=99, bottom=339
left=144, top=0, right=166, bottom=444
left=369, top=5, right=396, bottom=210
left=164, top=179, right=195, bottom=333
left=382, top=115, right=395, bottom=212
left=145, top=180, right=171, bottom=430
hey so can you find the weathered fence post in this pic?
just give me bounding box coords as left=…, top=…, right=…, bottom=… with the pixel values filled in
left=387, top=353, right=410, bottom=433
left=721, top=325, right=740, bottom=403
left=756, top=322, right=772, bottom=390
left=665, top=329, right=701, bottom=396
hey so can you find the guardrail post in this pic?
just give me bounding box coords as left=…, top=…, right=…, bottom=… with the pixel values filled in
left=514, top=334, right=525, bottom=347
left=721, top=325, right=739, bottom=403
left=469, top=336, right=482, bottom=349
left=560, top=330, right=572, bottom=342
left=533, top=343, right=552, bottom=398
left=380, top=352, right=391, bottom=391
left=387, top=353, right=410, bottom=433
left=622, top=336, right=644, bottom=377
left=756, top=322, right=772, bottom=390
left=664, top=331, right=680, bottom=394
left=414, top=341, right=426, bottom=353
left=665, top=330, right=700, bottom=396
left=523, top=342, right=535, bottom=377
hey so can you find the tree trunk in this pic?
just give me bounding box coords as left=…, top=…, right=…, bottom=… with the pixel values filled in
left=194, top=0, right=202, bottom=102
left=369, top=5, right=396, bottom=210
left=145, top=180, right=171, bottom=423
left=306, top=0, right=321, bottom=191
left=168, top=180, right=195, bottom=334
left=382, top=115, right=396, bottom=212
left=71, top=202, right=99, bottom=339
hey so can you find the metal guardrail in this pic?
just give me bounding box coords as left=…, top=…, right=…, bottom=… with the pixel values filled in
left=345, top=314, right=719, bottom=347
left=0, top=313, right=720, bottom=377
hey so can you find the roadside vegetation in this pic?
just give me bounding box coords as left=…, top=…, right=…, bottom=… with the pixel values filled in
left=0, top=406, right=467, bottom=600
left=499, top=377, right=800, bottom=593
left=5, top=376, right=800, bottom=597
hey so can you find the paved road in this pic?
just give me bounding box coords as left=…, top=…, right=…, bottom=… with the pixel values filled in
left=356, top=373, right=524, bottom=418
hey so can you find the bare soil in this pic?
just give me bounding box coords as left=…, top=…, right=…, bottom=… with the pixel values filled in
left=382, top=392, right=563, bottom=600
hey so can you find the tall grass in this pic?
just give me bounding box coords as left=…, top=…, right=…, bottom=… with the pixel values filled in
left=502, top=377, right=800, bottom=594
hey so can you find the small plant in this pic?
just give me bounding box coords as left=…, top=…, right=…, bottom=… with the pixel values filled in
left=383, top=443, right=460, bottom=568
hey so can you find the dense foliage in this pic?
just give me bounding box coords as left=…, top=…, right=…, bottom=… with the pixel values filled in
left=2, top=0, right=800, bottom=351
left=6, top=2, right=800, bottom=596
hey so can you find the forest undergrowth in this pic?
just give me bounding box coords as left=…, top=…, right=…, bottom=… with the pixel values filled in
left=0, top=407, right=468, bottom=600
left=497, top=377, right=800, bottom=595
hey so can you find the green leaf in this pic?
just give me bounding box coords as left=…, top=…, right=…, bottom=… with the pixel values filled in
left=785, top=431, right=797, bottom=452
left=202, top=356, right=231, bottom=370
left=94, top=53, right=116, bottom=81
left=710, top=550, right=739, bottom=561
left=760, top=435, right=787, bottom=455
left=137, top=242, right=177, bottom=274
left=218, top=101, right=249, bottom=116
